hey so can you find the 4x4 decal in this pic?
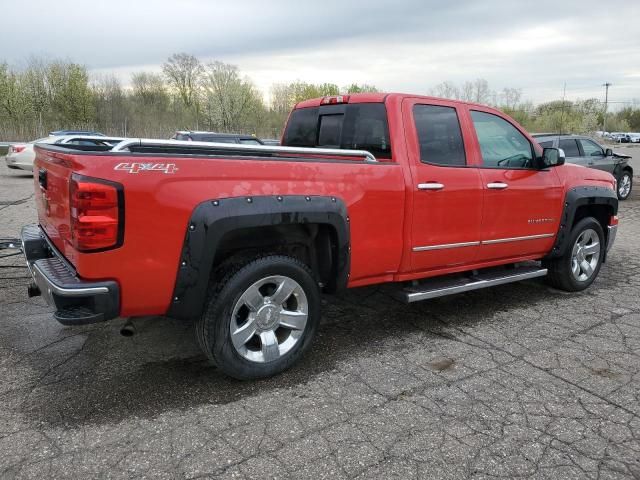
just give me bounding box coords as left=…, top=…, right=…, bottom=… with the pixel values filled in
left=114, top=162, right=178, bottom=174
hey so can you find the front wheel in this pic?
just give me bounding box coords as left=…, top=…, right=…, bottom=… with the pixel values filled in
left=197, top=255, right=321, bottom=379
left=544, top=217, right=604, bottom=292
left=617, top=171, right=632, bottom=200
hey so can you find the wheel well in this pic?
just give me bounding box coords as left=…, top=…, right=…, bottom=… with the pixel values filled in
left=212, top=223, right=341, bottom=291
left=623, top=165, right=633, bottom=175
left=572, top=204, right=612, bottom=241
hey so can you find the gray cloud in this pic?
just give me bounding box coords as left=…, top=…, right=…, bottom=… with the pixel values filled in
left=1, top=0, right=639, bottom=103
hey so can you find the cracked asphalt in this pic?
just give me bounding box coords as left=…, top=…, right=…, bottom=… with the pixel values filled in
left=1, top=158, right=640, bottom=479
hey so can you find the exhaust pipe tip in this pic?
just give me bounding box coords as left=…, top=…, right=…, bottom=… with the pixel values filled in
left=120, top=320, right=136, bottom=337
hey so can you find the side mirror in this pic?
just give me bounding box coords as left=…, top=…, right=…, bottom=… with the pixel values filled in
left=605, top=148, right=613, bottom=157
left=541, top=147, right=565, bottom=168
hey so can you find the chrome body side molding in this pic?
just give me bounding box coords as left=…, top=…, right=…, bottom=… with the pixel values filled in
left=413, top=233, right=555, bottom=252
left=412, top=241, right=480, bottom=252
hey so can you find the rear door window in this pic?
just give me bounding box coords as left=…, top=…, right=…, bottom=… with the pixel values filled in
left=283, top=103, right=391, bottom=159
left=413, top=105, right=466, bottom=166
left=558, top=139, right=580, bottom=157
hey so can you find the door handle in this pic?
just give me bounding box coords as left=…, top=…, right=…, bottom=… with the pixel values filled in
left=417, top=182, right=444, bottom=191
left=487, top=182, right=508, bottom=190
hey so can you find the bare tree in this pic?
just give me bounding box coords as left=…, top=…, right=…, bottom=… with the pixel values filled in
left=471, top=79, right=490, bottom=104
left=500, top=87, right=522, bottom=110
left=92, top=74, right=127, bottom=135
left=460, top=81, right=474, bottom=102
left=430, top=81, right=460, bottom=100
left=270, top=83, right=295, bottom=115
left=162, top=53, right=203, bottom=128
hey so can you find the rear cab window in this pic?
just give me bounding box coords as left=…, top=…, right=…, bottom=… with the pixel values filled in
left=282, top=103, right=392, bottom=160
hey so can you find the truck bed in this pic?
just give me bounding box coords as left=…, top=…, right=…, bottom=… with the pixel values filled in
left=33, top=138, right=406, bottom=316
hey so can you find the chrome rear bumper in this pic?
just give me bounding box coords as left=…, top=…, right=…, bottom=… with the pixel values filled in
left=21, top=224, right=120, bottom=325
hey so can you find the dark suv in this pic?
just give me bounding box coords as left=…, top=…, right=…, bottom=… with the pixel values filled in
left=171, top=131, right=264, bottom=145
left=533, top=134, right=633, bottom=200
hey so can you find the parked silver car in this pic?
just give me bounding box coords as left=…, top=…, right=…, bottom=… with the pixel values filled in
left=533, top=134, right=633, bottom=200
left=5, top=137, right=59, bottom=171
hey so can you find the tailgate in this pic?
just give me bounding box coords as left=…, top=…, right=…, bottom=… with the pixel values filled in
left=33, top=147, right=76, bottom=262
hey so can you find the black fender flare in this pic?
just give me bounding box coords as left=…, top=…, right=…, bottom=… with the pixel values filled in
left=546, top=186, right=618, bottom=259
left=166, top=195, right=350, bottom=319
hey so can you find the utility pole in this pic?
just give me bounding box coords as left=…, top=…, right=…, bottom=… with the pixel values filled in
left=602, top=82, right=612, bottom=133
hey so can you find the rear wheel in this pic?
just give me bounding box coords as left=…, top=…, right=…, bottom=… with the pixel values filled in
left=544, top=217, right=604, bottom=292
left=197, top=255, right=320, bottom=379
left=617, top=171, right=632, bottom=200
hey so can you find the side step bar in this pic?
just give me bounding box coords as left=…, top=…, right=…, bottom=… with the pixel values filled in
left=397, top=265, right=548, bottom=304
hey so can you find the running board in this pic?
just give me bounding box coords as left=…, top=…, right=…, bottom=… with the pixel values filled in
left=397, top=266, right=548, bottom=304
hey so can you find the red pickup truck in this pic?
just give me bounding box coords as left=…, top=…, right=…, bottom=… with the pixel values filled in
left=22, top=93, right=619, bottom=379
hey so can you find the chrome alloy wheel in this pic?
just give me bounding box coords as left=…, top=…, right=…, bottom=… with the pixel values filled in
left=570, top=228, right=600, bottom=282
left=230, top=275, right=308, bottom=363
left=619, top=173, right=632, bottom=199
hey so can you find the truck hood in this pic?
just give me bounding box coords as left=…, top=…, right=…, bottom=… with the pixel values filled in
left=612, top=151, right=631, bottom=160
left=562, top=162, right=616, bottom=189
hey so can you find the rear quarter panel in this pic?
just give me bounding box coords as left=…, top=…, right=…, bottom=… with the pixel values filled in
left=36, top=150, right=406, bottom=317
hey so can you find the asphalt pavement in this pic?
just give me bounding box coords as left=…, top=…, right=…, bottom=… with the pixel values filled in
left=1, top=159, right=639, bottom=479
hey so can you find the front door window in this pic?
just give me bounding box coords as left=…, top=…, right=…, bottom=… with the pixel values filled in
left=470, top=111, right=534, bottom=169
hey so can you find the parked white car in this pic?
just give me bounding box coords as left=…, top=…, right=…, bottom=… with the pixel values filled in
left=5, top=137, right=58, bottom=171
left=628, top=133, right=640, bottom=143
left=5, top=135, right=119, bottom=171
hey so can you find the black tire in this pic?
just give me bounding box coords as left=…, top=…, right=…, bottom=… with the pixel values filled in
left=617, top=170, right=632, bottom=200
left=196, top=255, right=320, bottom=380
left=544, top=217, right=605, bottom=292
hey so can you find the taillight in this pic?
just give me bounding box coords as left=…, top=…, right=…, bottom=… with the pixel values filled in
left=320, top=95, right=350, bottom=105
left=609, top=215, right=618, bottom=226
left=69, top=174, right=124, bottom=252
left=10, top=145, right=26, bottom=153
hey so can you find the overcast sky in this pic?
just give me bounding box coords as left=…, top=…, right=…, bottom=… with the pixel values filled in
left=2, top=0, right=639, bottom=106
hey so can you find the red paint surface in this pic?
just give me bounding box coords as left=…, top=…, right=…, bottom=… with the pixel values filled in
left=32, top=93, right=617, bottom=317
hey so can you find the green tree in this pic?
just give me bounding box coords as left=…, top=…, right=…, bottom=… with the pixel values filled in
left=343, top=83, right=379, bottom=94
left=200, top=61, right=265, bottom=133
left=617, top=107, right=640, bottom=131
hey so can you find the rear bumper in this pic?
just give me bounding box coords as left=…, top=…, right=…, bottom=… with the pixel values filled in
left=21, top=224, right=120, bottom=325
left=5, top=156, right=33, bottom=171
